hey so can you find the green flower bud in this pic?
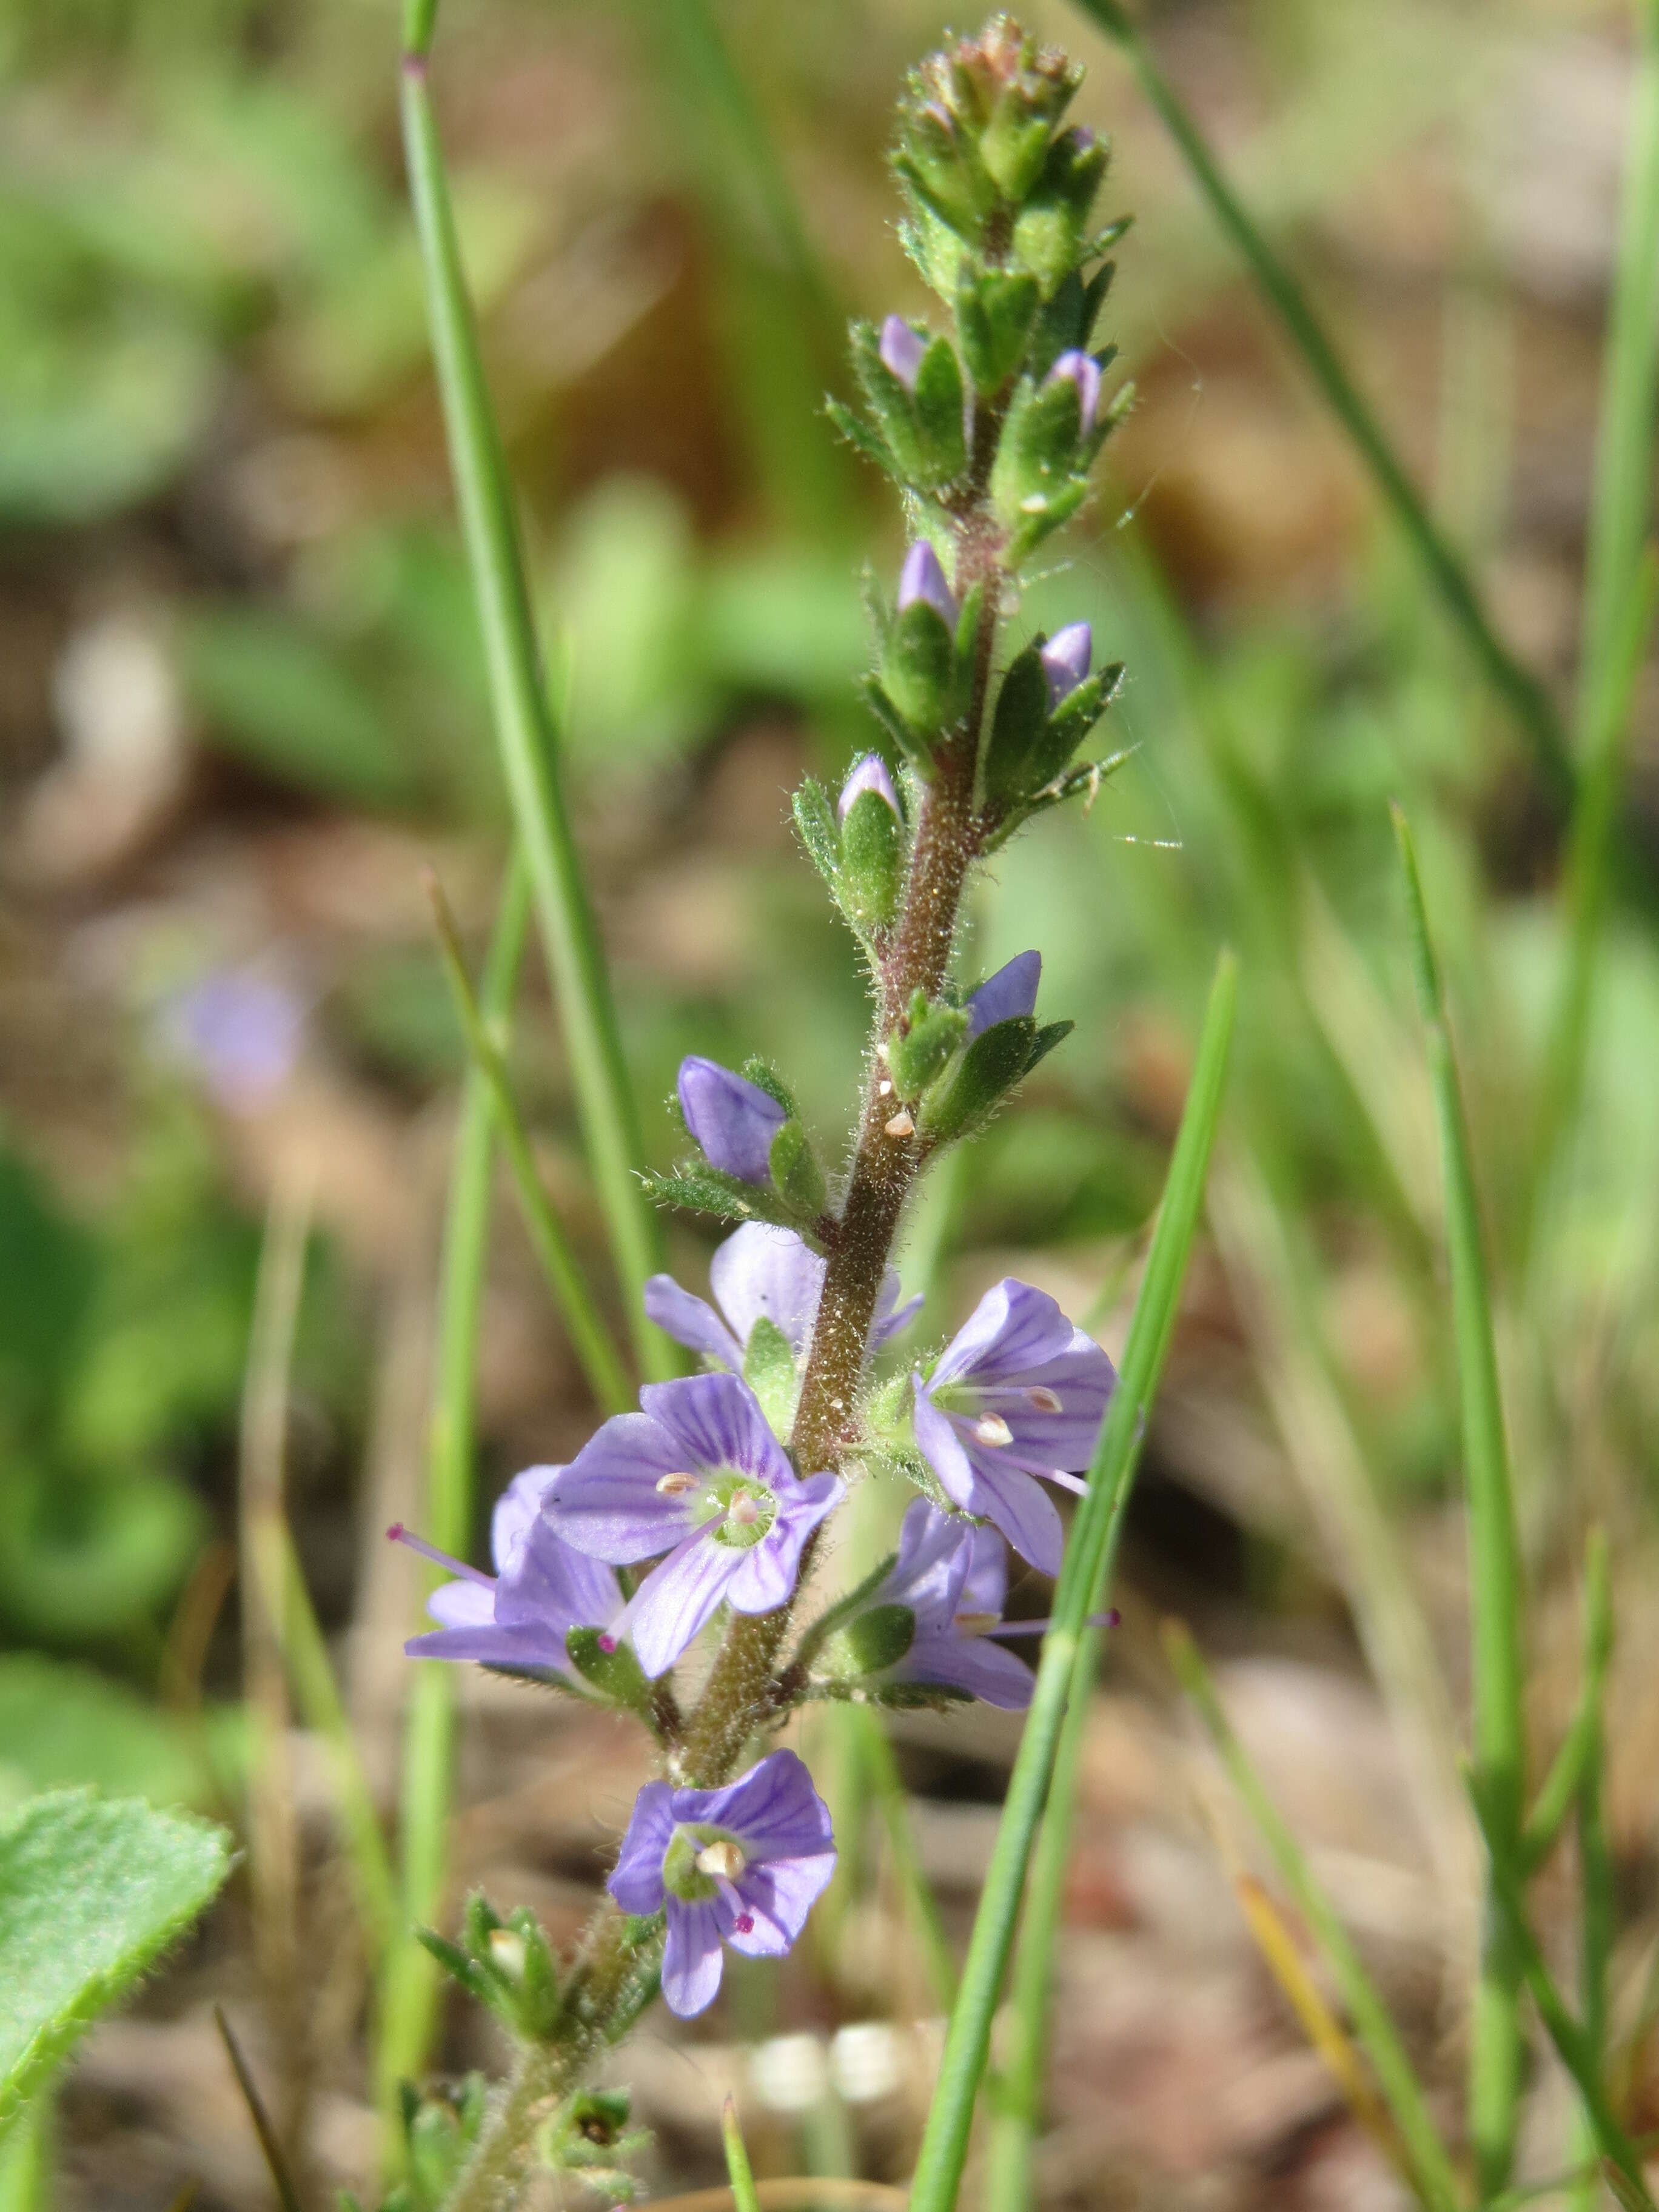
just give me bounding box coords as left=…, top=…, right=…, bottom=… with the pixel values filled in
left=917, top=1014, right=1037, bottom=1142
left=883, top=597, right=955, bottom=736
left=840, top=785, right=905, bottom=934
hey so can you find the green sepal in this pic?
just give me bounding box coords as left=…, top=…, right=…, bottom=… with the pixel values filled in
left=1005, top=475, right=1091, bottom=564
left=979, top=108, right=1052, bottom=203
left=743, top=1314, right=800, bottom=1438
left=981, top=643, right=1050, bottom=805
left=504, top=1906, right=561, bottom=2039
left=825, top=395, right=903, bottom=483
left=860, top=674, right=935, bottom=773
left=913, top=336, right=969, bottom=483
left=839, top=785, right=905, bottom=934
left=832, top=1602, right=916, bottom=1677
left=882, top=597, right=955, bottom=736
left=642, top=1165, right=816, bottom=1236
left=416, top=1925, right=495, bottom=2008
left=873, top=1680, right=973, bottom=1711
left=917, top=1014, right=1037, bottom=1142
left=1013, top=661, right=1124, bottom=797
left=793, top=776, right=842, bottom=893
left=956, top=268, right=1041, bottom=392
left=1024, top=1019, right=1074, bottom=1078
left=740, top=1057, right=797, bottom=1116
left=401, top=2074, right=488, bottom=2210
left=769, top=1118, right=827, bottom=1219
left=566, top=1627, right=655, bottom=1725
left=851, top=321, right=928, bottom=480
left=990, top=372, right=1083, bottom=528
left=886, top=990, right=970, bottom=1101
left=1030, top=256, right=1119, bottom=381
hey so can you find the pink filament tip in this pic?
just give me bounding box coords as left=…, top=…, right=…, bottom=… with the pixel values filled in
left=731, top=1912, right=754, bottom=1935
left=597, top=1634, right=618, bottom=1655
left=386, top=1522, right=405, bottom=1542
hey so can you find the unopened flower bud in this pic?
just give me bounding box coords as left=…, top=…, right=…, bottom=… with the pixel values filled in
left=678, top=1057, right=787, bottom=1185
left=897, top=541, right=959, bottom=629
left=1039, top=622, right=1092, bottom=708
left=837, top=752, right=901, bottom=825
left=1045, top=349, right=1101, bottom=430
left=879, top=315, right=927, bottom=390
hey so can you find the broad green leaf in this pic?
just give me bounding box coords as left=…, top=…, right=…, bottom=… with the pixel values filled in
left=0, top=1658, right=220, bottom=1816
left=0, top=1790, right=233, bottom=2138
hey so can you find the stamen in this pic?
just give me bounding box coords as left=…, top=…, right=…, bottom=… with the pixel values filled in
left=973, top=1412, right=1013, bottom=1447
left=982, top=1607, right=1121, bottom=1640
left=953, top=1610, right=1000, bottom=1637
left=655, top=1471, right=699, bottom=1496
left=1027, top=1386, right=1063, bottom=1414
left=386, top=1522, right=494, bottom=1587
left=696, top=1839, right=746, bottom=1880
left=728, top=1493, right=762, bottom=1527
left=885, top=1108, right=915, bottom=1139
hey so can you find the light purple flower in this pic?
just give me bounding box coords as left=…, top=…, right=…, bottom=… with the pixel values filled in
left=837, top=752, right=901, bottom=825
left=1039, top=622, right=1092, bottom=709
left=678, top=1057, right=788, bottom=1185
left=645, top=1223, right=920, bottom=1378
left=1045, top=349, right=1102, bottom=431
left=854, top=1498, right=1036, bottom=1708
left=912, top=1280, right=1116, bottom=1575
left=163, top=968, right=304, bottom=1112
left=546, top=1374, right=843, bottom=1677
left=964, top=950, right=1041, bottom=1039
left=608, top=1749, right=836, bottom=2017
left=898, top=541, right=959, bottom=629
left=879, top=315, right=927, bottom=389
left=393, top=1466, right=623, bottom=1677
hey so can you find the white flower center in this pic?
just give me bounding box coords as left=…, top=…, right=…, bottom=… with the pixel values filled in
left=695, top=1839, right=746, bottom=1880
left=974, top=1412, right=1014, bottom=1447
left=655, top=1472, right=699, bottom=1496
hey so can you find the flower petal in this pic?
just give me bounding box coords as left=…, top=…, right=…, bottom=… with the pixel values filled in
left=608, top=1780, right=675, bottom=1915
left=491, top=1464, right=561, bottom=1572
left=709, top=1224, right=825, bottom=1358
left=497, top=1520, right=621, bottom=1638
left=931, top=1278, right=1075, bottom=1384
left=625, top=1527, right=742, bottom=1678
left=678, top=1057, right=786, bottom=1185
left=954, top=1452, right=1064, bottom=1576
left=871, top=1275, right=923, bottom=1347
left=957, top=1524, right=1008, bottom=1620
left=724, top=1850, right=837, bottom=1956
left=725, top=1472, right=843, bottom=1616
left=546, top=1412, right=700, bottom=1563
left=643, top=1276, right=745, bottom=1372
left=680, top=1749, right=834, bottom=1860
left=964, top=953, right=1041, bottom=1041
left=896, top=1627, right=1034, bottom=1709
left=640, top=1373, right=794, bottom=1490
left=425, top=1580, right=495, bottom=1632
left=880, top=1498, right=975, bottom=1630
left=662, top=1895, right=725, bottom=2017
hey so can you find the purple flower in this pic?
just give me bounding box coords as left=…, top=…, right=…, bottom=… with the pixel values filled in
left=879, top=315, right=927, bottom=389
left=837, top=752, right=901, bottom=825
left=645, top=1223, right=920, bottom=1377
left=546, top=1374, right=843, bottom=1677
left=911, top=1280, right=1116, bottom=1575
left=898, top=542, right=959, bottom=629
left=679, top=1057, right=788, bottom=1185
left=1039, top=622, right=1092, bottom=709
left=849, top=1498, right=1036, bottom=1709
left=608, top=1749, right=836, bottom=2017
left=965, top=950, right=1041, bottom=1039
left=163, top=968, right=304, bottom=1112
left=393, top=1467, right=623, bottom=1678
left=1045, top=349, right=1102, bottom=431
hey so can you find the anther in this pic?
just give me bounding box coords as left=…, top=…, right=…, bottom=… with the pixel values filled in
left=973, top=1412, right=1013, bottom=1446
left=1027, top=1386, right=1062, bottom=1414
left=695, top=1840, right=746, bottom=1880
left=655, top=1472, right=699, bottom=1496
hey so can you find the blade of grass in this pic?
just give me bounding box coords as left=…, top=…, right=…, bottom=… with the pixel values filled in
left=1069, top=0, right=1572, bottom=806
left=213, top=2006, right=304, bottom=2212
left=426, top=868, right=632, bottom=1416
left=1165, top=1623, right=1464, bottom=2212
left=905, top=949, right=1236, bottom=2212
left=722, top=2097, right=763, bottom=2212
left=1569, top=1532, right=1617, bottom=2212
left=377, top=851, right=532, bottom=2121
left=400, top=2, right=672, bottom=1381
left=1393, top=803, right=1527, bottom=2199
left=1465, top=1777, right=1655, bottom=2212
left=858, top=1708, right=957, bottom=2016
left=1523, top=1530, right=1613, bottom=1873
left=982, top=1624, right=1102, bottom=2212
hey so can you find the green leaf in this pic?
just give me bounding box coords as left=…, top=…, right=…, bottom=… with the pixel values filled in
left=791, top=777, right=842, bottom=893
left=768, top=1119, right=827, bottom=1219
left=0, top=1790, right=232, bottom=2137
left=913, top=338, right=969, bottom=483
left=0, top=1657, right=220, bottom=1816
left=957, top=269, right=1041, bottom=391
left=882, top=598, right=955, bottom=736
left=917, top=1017, right=1037, bottom=1142
left=641, top=1167, right=805, bottom=1233
left=982, top=645, right=1051, bottom=805
left=743, top=1316, right=799, bottom=1438
left=838, top=785, right=905, bottom=936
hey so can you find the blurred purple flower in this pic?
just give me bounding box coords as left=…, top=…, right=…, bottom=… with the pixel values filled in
left=1039, top=622, right=1092, bottom=708
left=1045, top=349, right=1102, bottom=429
left=392, top=1466, right=623, bottom=1678
left=879, top=315, right=927, bottom=389
left=912, top=1280, right=1116, bottom=1575
left=546, top=1374, right=842, bottom=1677
left=678, top=1057, right=788, bottom=1185
left=837, top=752, right=901, bottom=824
left=645, top=1223, right=920, bottom=1378
left=163, top=968, right=304, bottom=1113
left=897, top=541, right=959, bottom=629
left=854, top=1498, right=1034, bottom=1708
left=965, top=950, right=1041, bottom=1039
left=608, top=1749, right=836, bottom=2017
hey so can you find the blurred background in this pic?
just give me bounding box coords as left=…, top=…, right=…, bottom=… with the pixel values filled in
left=3, top=0, right=1658, bottom=2204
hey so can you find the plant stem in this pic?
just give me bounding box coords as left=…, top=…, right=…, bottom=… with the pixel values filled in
left=1393, top=807, right=1527, bottom=2199
left=1068, top=0, right=1574, bottom=806
left=377, top=853, right=532, bottom=2128
left=400, top=15, right=672, bottom=1382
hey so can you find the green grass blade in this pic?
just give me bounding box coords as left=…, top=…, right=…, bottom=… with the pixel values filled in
left=906, top=949, right=1237, bottom=2212
left=983, top=1624, right=1102, bottom=2212
left=427, top=870, right=632, bottom=1416
left=1069, top=0, right=1573, bottom=805
left=857, top=1708, right=957, bottom=2015
left=721, top=2097, right=763, bottom=2212
left=375, top=853, right=534, bottom=2122
left=1570, top=1533, right=1616, bottom=2212
left=400, top=15, right=672, bottom=1381
left=1393, top=805, right=1527, bottom=2197
left=1167, top=1628, right=1464, bottom=2212
left=1523, top=1530, right=1613, bottom=1872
